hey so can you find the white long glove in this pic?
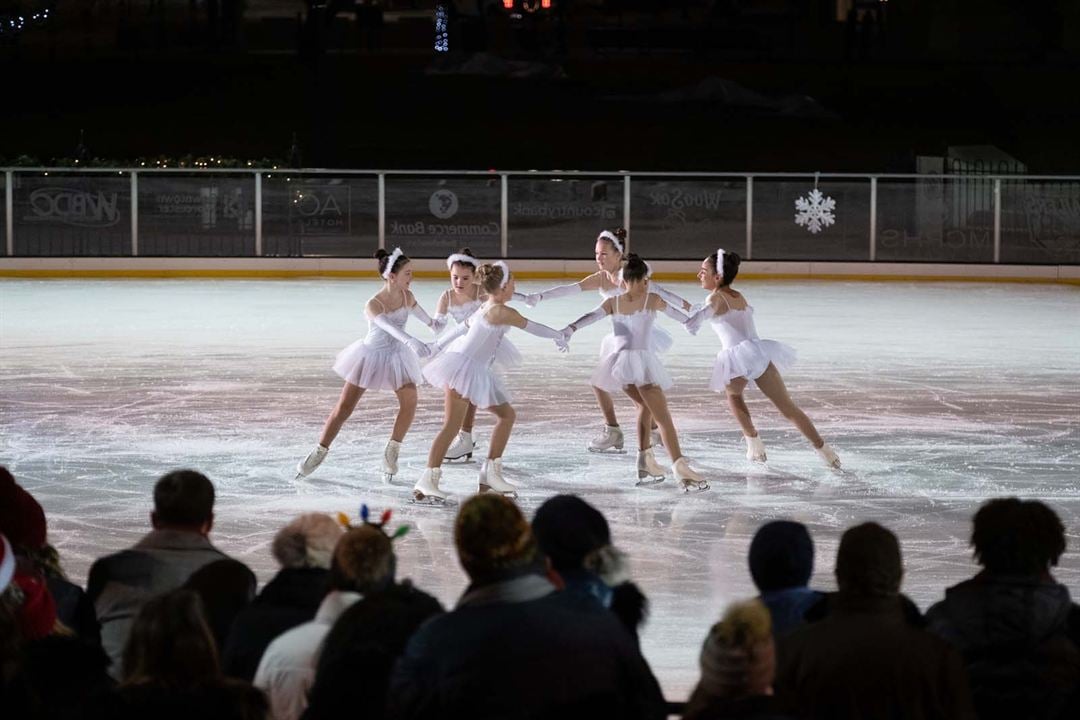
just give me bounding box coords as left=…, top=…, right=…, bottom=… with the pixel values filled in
left=683, top=303, right=715, bottom=335
left=430, top=312, right=449, bottom=334
left=372, top=315, right=434, bottom=358
left=409, top=303, right=441, bottom=333
left=432, top=321, right=469, bottom=352
left=523, top=320, right=570, bottom=352
left=562, top=306, right=608, bottom=336
left=524, top=283, right=582, bottom=307
left=650, top=282, right=692, bottom=312
left=662, top=304, right=691, bottom=326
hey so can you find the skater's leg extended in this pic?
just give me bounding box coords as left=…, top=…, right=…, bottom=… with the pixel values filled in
left=391, top=383, right=418, bottom=443
left=636, top=384, right=682, bottom=461
left=318, top=383, right=365, bottom=447
left=753, top=365, right=823, bottom=447
left=724, top=377, right=757, bottom=437
left=622, top=386, right=652, bottom=452
left=486, top=403, right=516, bottom=460
left=427, top=390, right=471, bottom=469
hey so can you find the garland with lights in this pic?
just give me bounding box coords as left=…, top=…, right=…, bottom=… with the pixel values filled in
left=0, top=154, right=288, bottom=169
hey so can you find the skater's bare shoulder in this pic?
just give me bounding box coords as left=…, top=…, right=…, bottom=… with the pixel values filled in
left=489, top=303, right=527, bottom=328
left=601, top=296, right=616, bottom=314
left=645, top=292, right=667, bottom=311
left=578, top=272, right=604, bottom=291
left=435, top=289, right=450, bottom=314
left=365, top=295, right=389, bottom=317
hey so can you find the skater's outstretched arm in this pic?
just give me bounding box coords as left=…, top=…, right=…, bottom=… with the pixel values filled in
left=562, top=302, right=611, bottom=335
left=682, top=300, right=716, bottom=335
left=367, top=300, right=435, bottom=358
left=431, top=290, right=450, bottom=333
left=407, top=291, right=443, bottom=333
left=498, top=306, right=569, bottom=351
left=520, top=278, right=587, bottom=307
left=648, top=294, right=692, bottom=326
left=648, top=281, right=693, bottom=311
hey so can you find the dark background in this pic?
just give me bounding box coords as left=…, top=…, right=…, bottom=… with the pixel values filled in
left=2, top=1, right=1078, bottom=172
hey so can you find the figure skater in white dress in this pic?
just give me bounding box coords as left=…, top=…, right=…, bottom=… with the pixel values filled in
left=412, top=261, right=569, bottom=504
left=685, top=248, right=840, bottom=467
left=523, top=227, right=692, bottom=454
left=432, top=247, right=485, bottom=462
left=561, top=254, right=709, bottom=491
left=295, top=247, right=442, bottom=483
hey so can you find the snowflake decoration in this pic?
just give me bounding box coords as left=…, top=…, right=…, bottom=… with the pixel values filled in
left=794, top=188, right=837, bottom=234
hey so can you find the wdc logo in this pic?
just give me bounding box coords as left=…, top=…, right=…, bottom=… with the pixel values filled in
left=429, top=189, right=459, bottom=219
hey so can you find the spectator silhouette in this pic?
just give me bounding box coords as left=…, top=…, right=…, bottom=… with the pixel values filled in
left=748, top=520, right=823, bottom=638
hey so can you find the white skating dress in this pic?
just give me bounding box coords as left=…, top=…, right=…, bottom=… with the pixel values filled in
left=591, top=296, right=674, bottom=392
left=595, top=283, right=673, bottom=363
left=423, top=309, right=518, bottom=408
left=708, top=303, right=797, bottom=391
left=332, top=303, right=424, bottom=391
left=436, top=292, right=521, bottom=368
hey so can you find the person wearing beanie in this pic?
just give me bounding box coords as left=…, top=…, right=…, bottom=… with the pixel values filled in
left=532, top=494, right=651, bottom=641
left=387, top=493, right=667, bottom=720
left=775, top=522, right=975, bottom=720
left=223, top=512, right=344, bottom=681
left=255, top=523, right=396, bottom=720
left=684, top=599, right=792, bottom=720
left=925, top=498, right=1080, bottom=720
left=86, top=469, right=252, bottom=678
left=747, top=520, right=823, bottom=637
left=0, top=467, right=100, bottom=642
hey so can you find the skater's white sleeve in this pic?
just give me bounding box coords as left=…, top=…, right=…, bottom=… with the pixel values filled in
left=372, top=315, right=433, bottom=357
left=565, top=305, right=608, bottom=333
left=523, top=320, right=570, bottom=352
left=662, top=304, right=691, bottom=325
left=682, top=303, right=715, bottom=335
left=528, top=282, right=582, bottom=306
left=432, top=321, right=469, bottom=351
left=650, top=282, right=692, bottom=311
left=511, top=291, right=528, bottom=303
left=431, top=312, right=449, bottom=333
left=409, top=302, right=439, bottom=330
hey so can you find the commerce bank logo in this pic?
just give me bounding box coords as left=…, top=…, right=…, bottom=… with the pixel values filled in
left=24, top=187, right=121, bottom=228
left=429, top=190, right=459, bottom=219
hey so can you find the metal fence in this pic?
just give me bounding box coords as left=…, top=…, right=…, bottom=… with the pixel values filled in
left=3, top=169, right=1079, bottom=264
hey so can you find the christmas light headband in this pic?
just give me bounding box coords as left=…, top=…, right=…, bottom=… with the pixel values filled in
left=446, top=252, right=480, bottom=270
left=381, top=247, right=404, bottom=280
left=336, top=504, right=409, bottom=541
left=598, top=230, right=624, bottom=254
left=492, top=260, right=511, bottom=288
left=716, top=248, right=726, bottom=283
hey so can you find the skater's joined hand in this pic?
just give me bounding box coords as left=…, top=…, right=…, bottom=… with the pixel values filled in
left=524, top=293, right=542, bottom=307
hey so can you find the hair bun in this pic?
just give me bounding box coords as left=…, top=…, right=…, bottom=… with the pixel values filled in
left=373, top=249, right=389, bottom=261
left=614, top=228, right=628, bottom=241
left=458, top=246, right=474, bottom=256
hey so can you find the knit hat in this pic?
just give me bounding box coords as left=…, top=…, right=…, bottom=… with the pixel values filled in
left=0, top=534, right=15, bottom=593
left=835, top=522, right=903, bottom=597
left=748, top=520, right=814, bottom=592
left=11, top=569, right=58, bottom=640
left=532, top=495, right=611, bottom=574
left=697, top=599, right=775, bottom=698
left=0, top=467, right=48, bottom=550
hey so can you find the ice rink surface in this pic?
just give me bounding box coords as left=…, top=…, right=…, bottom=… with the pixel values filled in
left=2, top=276, right=1079, bottom=699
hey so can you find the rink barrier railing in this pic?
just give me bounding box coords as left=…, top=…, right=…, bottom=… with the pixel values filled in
left=3, top=168, right=1080, bottom=270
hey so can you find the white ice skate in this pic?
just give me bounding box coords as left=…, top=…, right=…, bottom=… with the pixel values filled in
left=295, top=445, right=328, bottom=479
left=382, top=440, right=401, bottom=484
left=816, top=443, right=841, bottom=469
left=745, top=435, right=767, bottom=463
left=673, top=457, right=709, bottom=493
left=636, top=447, right=666, bottom=485
left=411, top=467, right=448, bottom=505
left=478, top=458, right=517, bottom=498
left=444, top=431, right=477, bottom=463
left=588, top=425, right=626, bottom=454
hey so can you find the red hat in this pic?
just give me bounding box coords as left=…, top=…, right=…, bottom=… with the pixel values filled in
left=0, top=534, right=15, bottom=593
left=11, top=569, right=58, bottom=640
left=0, top=467, right=47, bottom=550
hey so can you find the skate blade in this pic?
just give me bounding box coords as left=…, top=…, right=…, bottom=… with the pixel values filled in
left=384, top=473, right=397, bottom=485
left=635, top=475, right=665, bottom=487
left=680, top=481, right=711, bottom=493
left=747, top=456, right=768, bottom=464
left=443, top=452, right=473, bottom=463
left=588, top=447, right=627, bottom=455
left=410, top=492, right=449, bottom=506
left=478, top=484, right=518, bottom=499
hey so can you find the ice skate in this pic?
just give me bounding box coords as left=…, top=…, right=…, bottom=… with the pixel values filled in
left=411, top=467, right=448, bottom=505
left=745, top=435, right=767, bottom=463
left=382, top=439, right=401, bottom=484
left=587, top=424, right=626, bottom=454
left=478, top=458, right=517, bottom=498
left=636, top=447, right=666, bottom=485
left=816, top=442, right=841, bottom=469
left=673, top=457, right=709, bottom=493
left=444, top=430, right=476, bottom=463
left=295, top=444, right=328, bottom=479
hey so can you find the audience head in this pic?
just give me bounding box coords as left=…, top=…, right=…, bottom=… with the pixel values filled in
left=151, top=469, right=215, bottom=534
left=0, top=467, right=47, bottom=551
left=748, top=520, right=814, bottom=593
left=455, top=494, right=538, bottom=582
left=122, top=588, right=220, bottom=686
left=835, top=522, right=903, bottom=597
left=272, top=512, right=345, bottom=570
left=532, top=494, right=627, bottom=585
left=328, top=525, right=396, bottom=594
left=971, top=497, right=1066, bottom=574
left=183, top=559, right=256, bottom=652
left=697, top=599, right=775, bottom=699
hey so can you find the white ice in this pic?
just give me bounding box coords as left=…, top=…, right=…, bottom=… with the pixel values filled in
left=1, top=277, right=1079, bottom=700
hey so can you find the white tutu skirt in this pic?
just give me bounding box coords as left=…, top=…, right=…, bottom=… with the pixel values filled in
left=592, top=349, right=673, bottom=393
left=597, top=325, right=672, bottom=359
left=709, top=339, right=797, bottom=391
left=423, top=353, right=510, bottom=408
left=332, top=340, right=423, bottom=391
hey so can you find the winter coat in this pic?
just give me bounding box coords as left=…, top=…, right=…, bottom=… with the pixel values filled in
left=222, top=567, right=330, bottom=682
left=386, top=572, right=667, bottom=720
left=775, top=592, right=975, bottom=720
left=86, top=529, right=242, bottom=678
left=925, top=572, right=1080, bottom=720
left=759, top=586, right=823, bottom=639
